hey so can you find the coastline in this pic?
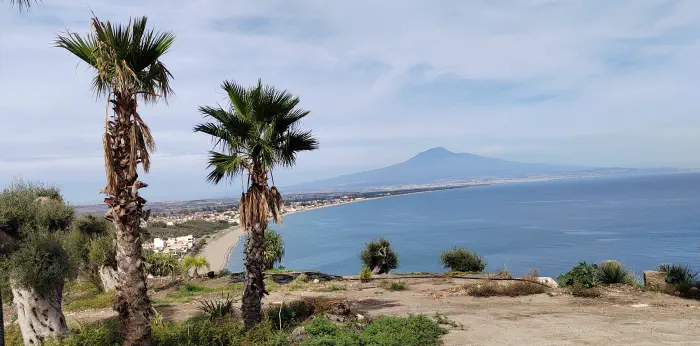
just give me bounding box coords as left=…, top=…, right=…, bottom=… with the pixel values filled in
left=207, top=188, right=449, bottom=271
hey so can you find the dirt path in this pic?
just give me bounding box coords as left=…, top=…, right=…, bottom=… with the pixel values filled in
left=9, top=277, right=700, bottom=345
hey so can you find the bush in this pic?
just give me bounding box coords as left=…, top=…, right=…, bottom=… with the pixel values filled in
left=465, top=280, right=547, bottom=297
left=363, top=315, right=446, bottom=346
left=199, top=293, right=236, bottom=320
left=144, top=251, right=180, bottom=277
left=8, top=229, right=77, bottom=296
left=359, top=238, right=398, bottom=274
left=359, top=266, right=372, bottom=283
left=378, top=280, right=408, bottom=291
left=570, top=286, right=602, bottom=298
left=557, top=262, right=599, bottom=288
left=658, top=264, right=698, bottom=291
left=597, top=260, right=636, bottom=285
left=264, top=229, right=285, bottom=270
left=72, top=214, right=110, bottom=236
left=302, top=317, right=361, bottom=346
left=439, top=247, right=486, bottom=273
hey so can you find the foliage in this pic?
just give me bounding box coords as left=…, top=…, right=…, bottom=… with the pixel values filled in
left=180, top=255, right=210, bottom=279
left=264, top=229, right=285, bottom=270
left=145, top=220, right=230, bottom=240
left=597, top=260, right=637, bottom=285
left=658, top=264, right=698, bottom=291
left=359, top=238, right=398, bottom=274
left=87, top=234, right=117, bottom=270
left=378, top=280, right=408, bottom=291
left=263, top=299, right=316, bottom=330
left=8, top=229, right=77, bottom=296
left=72, top=214, right=110, bottom=236
left=557, top=262, right=599, bottom=288
left=302, top=317, right=362, bottom=346
left=439, top=247, right=486, bottom=273
left=359, top=266, right=372, bottom=283
left=144, top=251, right=180, bottom=277
left=363, top=315, right=447, bottom=346
left=465, top=280, right=547, bottom=297
left=199, top=293, right=236, bottom=320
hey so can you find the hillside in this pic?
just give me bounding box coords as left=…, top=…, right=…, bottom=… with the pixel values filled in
left=286, top=147, right=589, bottom=192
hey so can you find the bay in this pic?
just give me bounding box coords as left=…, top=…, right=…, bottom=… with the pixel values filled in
left=227, top=173, right=700, bottom=278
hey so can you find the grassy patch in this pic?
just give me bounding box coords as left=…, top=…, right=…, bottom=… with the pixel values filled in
left=379, top=280, right=408, bottom=291
left=265, top=268, right=293, bottom=274
left=312, top=284, right=346, bottom=292
left=465, top=280, right=547, bottom=297
left=64, top=284, right=115, bottom=312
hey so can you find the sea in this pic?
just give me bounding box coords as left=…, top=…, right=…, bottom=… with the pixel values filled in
left=227, top=173, right=700, bottom=278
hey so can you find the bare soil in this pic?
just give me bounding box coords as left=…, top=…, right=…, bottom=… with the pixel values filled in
left=5, top=277, right=700, bottom=345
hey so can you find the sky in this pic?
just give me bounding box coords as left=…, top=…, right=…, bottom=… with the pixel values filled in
left=2, top=0, right=700, bottom=204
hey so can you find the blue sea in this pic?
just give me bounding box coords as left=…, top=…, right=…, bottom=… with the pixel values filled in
left=227, top=173, right=700, bottom=278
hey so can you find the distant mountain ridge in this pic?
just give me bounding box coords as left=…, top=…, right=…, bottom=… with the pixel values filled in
left=285, top=147, right=590, bottom=192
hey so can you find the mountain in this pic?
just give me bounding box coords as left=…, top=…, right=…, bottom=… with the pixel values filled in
left=285, top=147, right=589, bottom=192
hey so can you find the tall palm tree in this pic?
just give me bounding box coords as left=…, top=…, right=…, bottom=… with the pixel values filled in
left=194, top=80, right=318, bottom=328
left=56, top=16, right=174, bottom=346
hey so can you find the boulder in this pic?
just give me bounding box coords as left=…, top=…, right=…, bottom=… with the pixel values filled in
left=643, top=271, right=668, bottom=292
left=533, top=277, right=558, bottom=288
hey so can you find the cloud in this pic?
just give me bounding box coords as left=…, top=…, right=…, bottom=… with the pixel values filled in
left=2, top=0, right=700, bottom=203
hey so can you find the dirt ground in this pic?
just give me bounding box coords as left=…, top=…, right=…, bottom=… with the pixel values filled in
left=5, top=277, right=700, bottom=345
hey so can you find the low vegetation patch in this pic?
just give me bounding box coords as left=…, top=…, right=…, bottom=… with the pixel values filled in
left=597, top=260, right=637, bottom=285
left=465, top=280, right=547, bottom=297
left=570, top=286, right=602, bottom=298
left=199, top=293, right=236, bottom=320
left=557, top=262, right=599, bottom=288
left=64, top=290, right=115, bottom=311
left=378, top=280, right=408, bottom=291
left=440, top=247, right=486, bottom=273
left=313, top=283, right=346, bottom=292
left=360, top=266, right=372, bottom=282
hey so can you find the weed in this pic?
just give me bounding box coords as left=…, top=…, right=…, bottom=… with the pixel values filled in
left=199, top=293, right=236, bottom=320
left=360, top=266, right=372, bottom=283
left=466, top=280, right=547, bottom=297
left=378, top=280, right=408, bottom=291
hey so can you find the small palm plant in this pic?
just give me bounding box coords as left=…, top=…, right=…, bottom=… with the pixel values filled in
left=194, top=79, right=318, bottom=328
left=180, top=255, right=210, bottom=280
left=264, top=229, right=285, bottom=270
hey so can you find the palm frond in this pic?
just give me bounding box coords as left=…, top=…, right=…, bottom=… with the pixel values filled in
left=9, top=0, right=36, bottom=11
left=276, top=130, right=319, bottom=168
left=205, top=151, right=248, bottom=184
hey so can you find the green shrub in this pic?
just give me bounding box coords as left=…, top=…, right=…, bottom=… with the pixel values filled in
left=199, top=293, right=236, bottom=320
left=359, top=266, right=372, bottom=282
left=557, top=262, right=599, bottom=288
left=439, top=247, right=486, bottom=273
left=658, top=264, right=698, bottom=291
left=378, top=280, right=408, bottom=291
left=43, top=319, right=121, bottom=346
left=145, top=251, right=180, bottom=277
left=363, top=315, right=446, bottom=346
left=264, top=229, right=285, bottom=270
left=302, top=317, right=361, bottom=346
left=72, top=214, right=110, bottom=236
left=8, top=229, right=77, bottom=296
left=597, top=260, right=636, bottom=285
left=360, top=238, right=398, bottom=275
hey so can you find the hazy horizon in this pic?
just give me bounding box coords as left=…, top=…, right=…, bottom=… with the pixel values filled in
left=3, top=1, right=700, bottom=204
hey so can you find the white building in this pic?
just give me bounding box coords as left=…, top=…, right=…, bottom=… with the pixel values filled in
left=153, top=238, right=165, bottom=251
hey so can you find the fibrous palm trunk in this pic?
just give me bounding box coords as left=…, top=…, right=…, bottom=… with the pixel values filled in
left=1, top=287, right=5, bottom=346
left=10, top=281, right=68, bottom=345
left=105, top=93, right=152, bottom=346
left=242, top=220, right=267, bottom=328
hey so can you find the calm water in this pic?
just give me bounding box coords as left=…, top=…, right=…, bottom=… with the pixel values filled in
left=227, top=173, right=700, bottom=277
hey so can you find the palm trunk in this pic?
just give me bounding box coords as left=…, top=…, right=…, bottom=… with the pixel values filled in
left=1, top=287, right=5, bottom=346
left=242, top=220, right=267, bottom=329
left=106, top=93, right=152, bottom=346
left=10, top=281, right=68, bottom=345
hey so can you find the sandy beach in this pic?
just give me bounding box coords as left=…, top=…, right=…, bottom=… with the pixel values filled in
left=199, top=226, right=243, bottom=272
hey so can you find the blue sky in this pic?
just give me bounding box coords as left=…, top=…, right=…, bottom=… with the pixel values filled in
left=2, top=0, right=700, bottom=204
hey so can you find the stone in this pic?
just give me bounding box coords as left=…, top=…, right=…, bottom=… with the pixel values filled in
left=356, top=314, right=366, bottom=321
left=643, top=271, right=668, bottom=292
left=99, top=265, right=119, bottom=292
left=313, top=279, right=320, bottom=284
left=534, top=277, right=558, bottom=288
left=328, top=301, right=351, bottom=316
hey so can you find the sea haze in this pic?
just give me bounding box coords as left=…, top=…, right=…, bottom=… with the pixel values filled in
left=228, top=173, right=700, bottom=278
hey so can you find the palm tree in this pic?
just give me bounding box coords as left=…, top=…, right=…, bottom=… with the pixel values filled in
left=56, top=16, right=174, bottom=346
left=194, top=79, right=318, bottom=328
left=6, top=0, right=35, bottom=11
left=264, top=229, right=285, bottom=270
left=180, top=255, right=210, bottom=279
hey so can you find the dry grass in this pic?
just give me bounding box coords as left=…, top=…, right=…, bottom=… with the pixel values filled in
left=379, top=280, right=409, bottom=291
left=570, top=286, right=602, bottom=298
left=466, top=279, right=548, bottom=297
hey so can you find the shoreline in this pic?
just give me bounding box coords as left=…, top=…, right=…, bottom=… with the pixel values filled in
left=208, top=189, right=447, bottom=271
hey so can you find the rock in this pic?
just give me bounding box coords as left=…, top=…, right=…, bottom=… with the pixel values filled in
left=326, top=314, right=348, bottom=322
left=288, top=326, right=308, bottom=343
left=98, top=265, right=118, bottom=292
left=206, top=271, right=216, bottom=279
left=328, top=301, right=351, bottom=316
left=643, top=271, right=668, bottom=292
left=313, top=279, right=320, bottom=284
left=356, top=314, right=366, bottom=321
left=534, top=277, right=558, bottom=288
